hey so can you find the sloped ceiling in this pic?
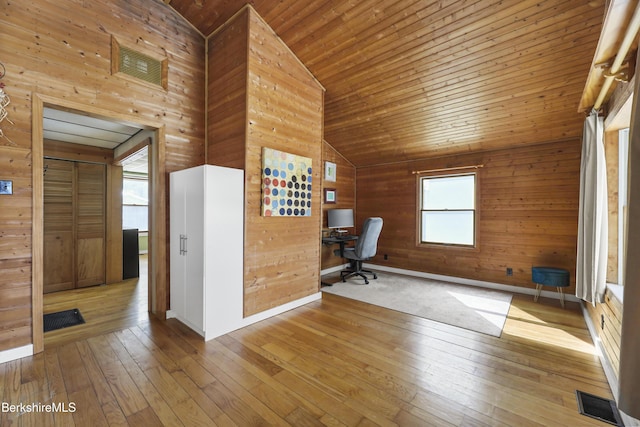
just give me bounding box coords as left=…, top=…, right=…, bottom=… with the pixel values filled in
left=164, top=0, right=606, bottom=167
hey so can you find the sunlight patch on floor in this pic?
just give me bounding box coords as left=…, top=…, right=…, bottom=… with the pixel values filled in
left=448, top=291, right=511, bottom=330
left=503, top=318, right=598, bottom=356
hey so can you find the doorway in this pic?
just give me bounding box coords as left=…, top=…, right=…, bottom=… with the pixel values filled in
left=32, top=94, right=167, bottom=353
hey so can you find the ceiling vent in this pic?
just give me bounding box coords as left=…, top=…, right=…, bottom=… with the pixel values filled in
left=111, top=37, right=167, bottom=90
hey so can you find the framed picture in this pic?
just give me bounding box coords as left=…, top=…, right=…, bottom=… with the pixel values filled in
left=261, top=147, right=312, bottom=217
left=324, top=188, right=336, bottom=204
left=324, top=161, right=337, bottom=182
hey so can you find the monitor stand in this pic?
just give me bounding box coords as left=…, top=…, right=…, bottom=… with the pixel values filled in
left=331, top=229, right=348, bottom=237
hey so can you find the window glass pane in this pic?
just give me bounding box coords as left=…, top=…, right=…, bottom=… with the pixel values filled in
left=123, top=178, right=148, bottom=205
left=123, top=205, right=148, bottom=231
left=421, top=211, right=474, bottom=245
left=422, top=174, right=475, bottom=210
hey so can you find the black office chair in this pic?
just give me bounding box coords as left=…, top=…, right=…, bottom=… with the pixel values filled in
left=334, top=217, right=383, bottom=284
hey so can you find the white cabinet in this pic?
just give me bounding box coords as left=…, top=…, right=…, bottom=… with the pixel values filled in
left=168, top=165, right=244, bottom=340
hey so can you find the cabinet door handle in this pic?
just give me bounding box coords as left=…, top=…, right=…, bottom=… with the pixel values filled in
left=183, top=235, right=188, bottom=255
left=179, top=234, right=186, bottom=255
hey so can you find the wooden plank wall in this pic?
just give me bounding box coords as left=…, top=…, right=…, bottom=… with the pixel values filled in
left=586, top=289, right=623, bottom=378
left=0, top=0, right=205, bottom=353
left=207, top=7, right=325, bottom=317
left=207, top=11, right=248, bottom=170
left=321, top=141, right=356, bottom=270
left=356, top=139, right=581, bottom=293
left=0, top=146, right=33, bottom=352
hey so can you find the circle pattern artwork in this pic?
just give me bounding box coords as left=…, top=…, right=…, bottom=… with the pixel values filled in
left=262, top=148, right=312, bottom=217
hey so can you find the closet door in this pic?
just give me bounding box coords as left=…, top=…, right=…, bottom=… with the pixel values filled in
left=43, top=160, right=106, bottom=293
left=43, top=160, right=74, bottom=293
left=76, top=163, right=106, bottom=288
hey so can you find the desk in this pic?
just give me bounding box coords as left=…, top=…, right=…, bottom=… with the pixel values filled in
left=322, top=235, right=358, bottom=257
left=321, top=235, right=358, bottom=287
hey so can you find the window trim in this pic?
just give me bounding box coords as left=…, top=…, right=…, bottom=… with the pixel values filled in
left=416, top=171, right=478, bottom=249
left=618, top=127, right=629, bottom=285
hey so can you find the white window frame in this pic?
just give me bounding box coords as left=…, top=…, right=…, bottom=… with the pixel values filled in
left=618, top=128, right=629, bottom=285
left=418, top=172, right=477, bottom=247
left=122, top=173, right=149, bottom=232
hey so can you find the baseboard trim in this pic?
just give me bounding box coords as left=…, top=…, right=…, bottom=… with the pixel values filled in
left=168, top=292, right=322, bottom=341
left=241, top=292, right=322, bottom=327
left=0, top=344, right=33, bottom=364
left=363, top=263, right=580, bottom=303
left=320, top=263, right=349, bottom=276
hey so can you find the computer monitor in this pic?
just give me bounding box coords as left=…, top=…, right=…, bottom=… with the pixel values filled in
left=327, top=208, right=354, bottom=234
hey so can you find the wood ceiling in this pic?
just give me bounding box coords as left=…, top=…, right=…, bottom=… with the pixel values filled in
left=164, top=0, right=606, bottom=167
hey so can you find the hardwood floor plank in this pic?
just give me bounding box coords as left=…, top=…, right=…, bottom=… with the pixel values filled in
left=393, top=408, right=440, bottom=427
left=217, top=334, right=285, bottom=377
left=74, top=340, right=116, bottom=406
left=170, top=370, right=235, bottom=426
left=56, top=343, right=92, bottom=395
left=105, top=332, right=183, bottom=427
left=86, top=335, right=149, bottom=416
left=126, top=406, right=164, bottom=427
left=193, top=342, right=291, bottom=426
left=284, top=406, right=327, bottom=427
left=19, top=379, right=54, bottom=427
left=202, top=379, right=274, bottom=426
left=273, top=369, right=365, bottom=425
left=198, top=326, right=327, bottom=420
left=43, top=351, right=76, bottom=427
left=117, top=327, right=179, bottom=373
left=101, top=400, right=129, bottom=427
left=68, top=387, right=109, bottom=427
left=172, top=398, right=220, bottom=427
left=174, top=355, right=216, bottom=389
left=142, top=366, right=190, bottom=407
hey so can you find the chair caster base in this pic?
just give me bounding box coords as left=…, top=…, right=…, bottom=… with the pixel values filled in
left=340, top=268, right=376, bottom=285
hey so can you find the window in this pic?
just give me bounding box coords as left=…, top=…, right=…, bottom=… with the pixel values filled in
left=618, top=128, right=629, bottom=285
left=419, top=173, right=476, bottom=246
left=123, top=175, right=148, bottom=232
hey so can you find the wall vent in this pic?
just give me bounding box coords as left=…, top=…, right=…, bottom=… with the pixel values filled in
left=111, top=37, right=167, bottom=90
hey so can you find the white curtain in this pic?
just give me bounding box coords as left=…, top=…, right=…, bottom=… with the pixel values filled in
left=576, top=110, right=608, bottom=304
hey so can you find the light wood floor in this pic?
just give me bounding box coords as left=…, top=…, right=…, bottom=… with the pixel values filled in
left=2, top=274, right=614, bottom=426
left=41, top=255, right=150, bottom=349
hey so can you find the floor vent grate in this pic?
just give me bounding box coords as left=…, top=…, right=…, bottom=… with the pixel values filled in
left=576, top=390, right=624, bottom=426
left=43, top=308, right=85, bottom=333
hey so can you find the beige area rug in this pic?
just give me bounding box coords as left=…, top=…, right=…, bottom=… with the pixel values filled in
left=321, top=271, right=513, bottom=337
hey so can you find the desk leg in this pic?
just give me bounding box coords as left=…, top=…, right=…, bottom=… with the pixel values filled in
left=338, top=241, right=346, bottom=257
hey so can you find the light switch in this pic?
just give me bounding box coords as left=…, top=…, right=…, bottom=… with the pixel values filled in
left=0, top=180, right=13, bottom=195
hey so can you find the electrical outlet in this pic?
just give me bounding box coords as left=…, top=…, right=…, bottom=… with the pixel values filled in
left=0, top=180, right=13, bottom=195
left=506, top=267, right=513, bottom=276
